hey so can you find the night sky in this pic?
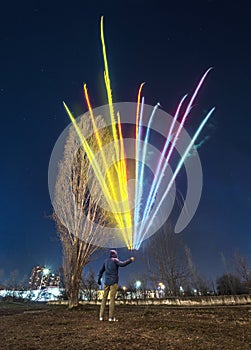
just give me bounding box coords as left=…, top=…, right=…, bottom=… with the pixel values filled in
left=0, top=0, right=250, bottom=284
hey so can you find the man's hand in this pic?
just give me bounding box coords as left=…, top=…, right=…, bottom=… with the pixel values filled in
left=130, top=257, right=135, bottom=262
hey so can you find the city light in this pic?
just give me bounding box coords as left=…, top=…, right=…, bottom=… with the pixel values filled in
left=39, top=267, right=51, bottom=290
left=158, top=282, right=165, bottom=290
left=135, top=280, right=141, bottom=289
left=179, top=286, right=184, bottom=294
left=43, top=268, right=50, bottom=276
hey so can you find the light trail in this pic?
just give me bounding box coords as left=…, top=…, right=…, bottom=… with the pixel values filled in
left=135, top=107, right=215, bottom=249
left=65, top=16, right=133, bottom=248
left=135, top=83, right=145, bottom=142
left=84, top=84, right=132, bottom=244
left=100, top=16, right=118, bottom=158
left=63, top=17, right=214, bottom=250
left=133, top=94, right=187, bottom=248
left=100, top=16, right=133, bottom=248
left=134, top=83, right=145, bottom=231
left=83, top=84, right=119, bottom=205
left=134, top=102, right=160, bottom=246
left=63, top=102, right=131, bottom=249
left=134, top=96, right=145, bottom=245
left=138, top=102, right=160, bottom=205
left=134, top=69, right=212, bottom=248
left=117, top=111, right=133, bottom=246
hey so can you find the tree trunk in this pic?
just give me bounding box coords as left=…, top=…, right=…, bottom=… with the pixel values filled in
left=68, top=277, right=80, bottom=309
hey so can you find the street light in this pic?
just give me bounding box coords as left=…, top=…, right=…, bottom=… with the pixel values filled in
left=158, top=282, right=165, bottom=298
left=135, top=280, right=141, bottom=289
left=158, top=282, right=165, bottom=290
left=134, top=281, right=142, bottom=300
left=179, top=286, right=184, bottom=296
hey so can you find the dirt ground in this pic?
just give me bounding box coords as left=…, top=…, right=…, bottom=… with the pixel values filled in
left=0, top=302, right=250, bottom=350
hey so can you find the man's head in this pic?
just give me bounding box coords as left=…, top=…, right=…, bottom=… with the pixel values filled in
left=109, top=250, right=118, bottom=258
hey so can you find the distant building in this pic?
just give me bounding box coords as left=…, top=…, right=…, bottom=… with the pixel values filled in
left=29, top=266, right=43, bottom=290
left=29, top=266, right=60, bottom=290
left=42, top=273, right=60, bottom=289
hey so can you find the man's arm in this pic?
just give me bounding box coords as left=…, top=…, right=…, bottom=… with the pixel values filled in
left=98, top=263, right=105, bottom=285
left=114, top=257, right=134, bottom=267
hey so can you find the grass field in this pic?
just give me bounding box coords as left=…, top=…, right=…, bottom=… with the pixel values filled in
left=0, top=301, right=250, bottom=349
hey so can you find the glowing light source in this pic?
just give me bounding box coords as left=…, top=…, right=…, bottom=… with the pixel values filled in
left=158, top=282, right=165, bottom=290
left=43, top=268, right=50, bottom=276
left=135, top=280, right=142, bottom=289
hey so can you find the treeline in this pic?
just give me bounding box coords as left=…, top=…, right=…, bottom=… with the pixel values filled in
left=0, top=269, right=28, bottom=291
left=122, top=225, right=251, bottom=298
left=0, top=228, right=250, bottom=301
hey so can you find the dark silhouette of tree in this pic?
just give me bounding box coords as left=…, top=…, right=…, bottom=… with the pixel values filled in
left=216, top=273, right=245, bottom=295
left=6, top=270, right=19, bottom=290
left=233, top=251, right=251, bottom=293
left=185, top=246, right=210, bottom=295
left=0, top=269, right=5, bottom=289
left=80, top=267, right=99, bottom=301
left=146, top=223, right=190, bottom=296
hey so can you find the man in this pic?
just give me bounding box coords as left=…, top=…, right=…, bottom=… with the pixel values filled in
left=98, top=250, right=134, bottom=321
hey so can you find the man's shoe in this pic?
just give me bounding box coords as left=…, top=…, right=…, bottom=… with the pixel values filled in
left=99, top=317, right=104, bottom=321
left=108, top=318, right=118, bottom=322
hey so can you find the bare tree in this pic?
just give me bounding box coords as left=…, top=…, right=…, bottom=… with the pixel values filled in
left=219, top=251, right=251, bottom=295
left=145, top=223, right=190, bottom=296
left=185, top=246, right=210, bottom=295
left=19, top=274, right=28, bottom=291
left=6, top=269, right=20, bottom=290
left=125, top=275, right=137, bottom=300
left=233, top=251, right=251, bottom=293
left=0, top=269, right=5, bottom=289
left=53, top=115, right=111, bottom=308
left=80, top=267, right=98, bottom=301
left=216, top=273, right=244, bottom=295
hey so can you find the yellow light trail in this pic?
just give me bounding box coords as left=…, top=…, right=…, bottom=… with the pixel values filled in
left=100, top=16, right=133, bottom=248
left=117, top=112, right=127, bottom=202
left=117, top=112, right=132, bottom=247
left=63, top=17, right=135, bottom=249
left=83, top=84, right=119, bottom=203
left=63, top=101, right=132, bottom=248
left=100, top=16, right=118, bottom=157
left=84, top=84, right=132, bottom=247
